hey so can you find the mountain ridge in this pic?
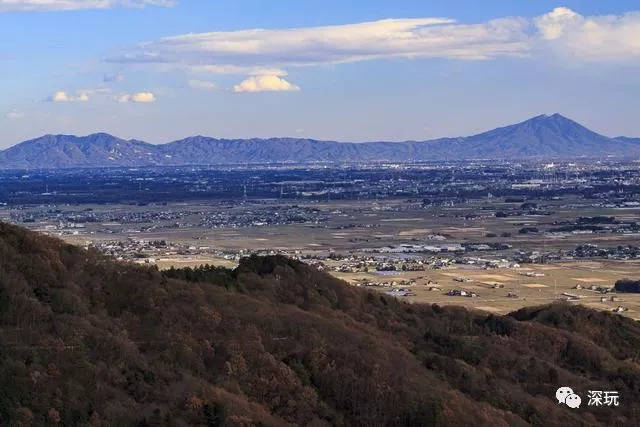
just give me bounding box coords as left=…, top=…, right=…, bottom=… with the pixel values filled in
left=1, top=114, right=640, bottom=169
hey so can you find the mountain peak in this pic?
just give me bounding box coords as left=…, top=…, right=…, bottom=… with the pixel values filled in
left=87, top=132, right=119, bottom=139
left=528, top=113, right=569, bottom=122
left=509, top=113, right=593, bottom=134
left=548, top=113, right=575, bottom=123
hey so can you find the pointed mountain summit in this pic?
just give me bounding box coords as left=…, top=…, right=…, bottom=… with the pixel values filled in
left=456, top=113, right=621, bottom=158
left=1, top=114, right=639, bottom=169
left=486, top=113, right=608, bottom=142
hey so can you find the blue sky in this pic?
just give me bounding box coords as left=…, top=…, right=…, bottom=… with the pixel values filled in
left=1, top=1, right=640, bottom=147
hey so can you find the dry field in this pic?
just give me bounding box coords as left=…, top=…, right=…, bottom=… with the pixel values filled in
left=332, top=260, right=640, bottom=320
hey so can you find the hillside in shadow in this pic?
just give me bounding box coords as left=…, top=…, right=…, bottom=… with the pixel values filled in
left=0, top=222, right=638, bottom=426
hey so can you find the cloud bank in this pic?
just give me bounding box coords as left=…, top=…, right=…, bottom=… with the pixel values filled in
left=112, top=17, right=530, bottom=71
left=111, top=7, right=640, bottom=77
left=0, top=0, right=175, bottom=12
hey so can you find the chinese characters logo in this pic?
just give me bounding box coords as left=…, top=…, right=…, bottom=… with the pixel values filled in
left=556, top=387, right=620, bottom=409
left=587, top=390, right=620, bottom=407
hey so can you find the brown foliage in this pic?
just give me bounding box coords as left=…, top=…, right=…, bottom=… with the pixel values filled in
left=0, top=223, right=638, bottom=426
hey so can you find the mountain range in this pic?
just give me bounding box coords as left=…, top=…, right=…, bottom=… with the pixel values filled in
left=1, top=114, right=639, bottom=169
left=1, top=221, right=639, bottom=425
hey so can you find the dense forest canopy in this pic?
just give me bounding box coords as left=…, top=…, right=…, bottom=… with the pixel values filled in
left=0, top=222, right=638, bottom=426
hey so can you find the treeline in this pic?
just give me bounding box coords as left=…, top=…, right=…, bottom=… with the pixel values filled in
left=163, top=264, right=237, bottom=290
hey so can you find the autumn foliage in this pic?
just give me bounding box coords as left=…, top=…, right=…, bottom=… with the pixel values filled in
left=0, top=222, right=638, bottom=426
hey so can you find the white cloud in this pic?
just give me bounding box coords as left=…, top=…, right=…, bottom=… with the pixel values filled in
left=535, top=7, right=640, bottom=60
left=48, top=90, right=90, bottom=102
left=111, top=17, right=531, bottom=71
left=233, top=74, right=300, bottom=93
left=0, top=0, right=175, bottom=12
left=132, top=92, right=156, bottom=102
left=535, top=7, right=581, bottom=40
left=117, top=91, right=156, bottom=103
left=5, top=110, right=25, bottom=119
left=52, top=91, right=71, bottom=102
left=188, top=79, right=217, bottom=90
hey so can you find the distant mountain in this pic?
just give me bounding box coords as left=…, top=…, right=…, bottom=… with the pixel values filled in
left=453, top=113, right=633, bottom=158
left=1, top=221, right=639, bottom=425
left=1, top=114, right=639, bottom=169
left=0, top=133, right=163, bottom=169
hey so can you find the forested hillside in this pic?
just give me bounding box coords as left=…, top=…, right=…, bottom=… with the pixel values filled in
left=0, top=222, right=638, bottom=426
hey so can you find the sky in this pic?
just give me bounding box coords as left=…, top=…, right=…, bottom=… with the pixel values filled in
left=1, top=1, right=640, bottom=147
